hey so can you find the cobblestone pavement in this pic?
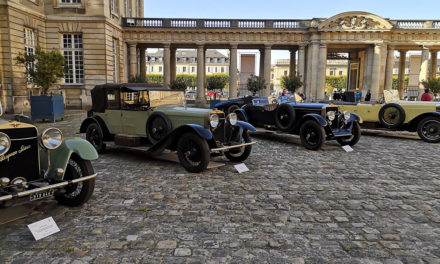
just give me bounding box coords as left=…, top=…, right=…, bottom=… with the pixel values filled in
left=1, top=111, right=439, bottom=263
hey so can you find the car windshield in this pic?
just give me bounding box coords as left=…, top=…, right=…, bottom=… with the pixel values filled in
left=149, top=90, right=185, bottom=107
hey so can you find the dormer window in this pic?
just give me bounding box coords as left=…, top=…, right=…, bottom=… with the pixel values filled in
left=60, top=0, right=81, bottom=3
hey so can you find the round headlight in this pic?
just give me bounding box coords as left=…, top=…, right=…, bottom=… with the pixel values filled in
left=326, top=111, right=336, bottom=121
left=228, top=113, right=238, bottom=126
left=210, top=114, right=219, bottom=128
left=343, top=110, right=351, bottom=120
left=41, top=128, right=63, bottom=150
left=0, top=132, right=11, bottom=156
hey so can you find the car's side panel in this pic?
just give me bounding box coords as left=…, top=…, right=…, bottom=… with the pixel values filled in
left=95, top=110, right=123, bottom=134
left=121, top=110, right=151, bottom=136
left=338, top=104, right=382, bottom=122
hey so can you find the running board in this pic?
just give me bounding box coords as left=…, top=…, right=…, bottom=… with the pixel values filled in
left=211, top=141, right=257, bottom=152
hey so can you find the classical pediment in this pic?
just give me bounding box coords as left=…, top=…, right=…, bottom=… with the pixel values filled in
left=318, top=12, right=393, bottom=31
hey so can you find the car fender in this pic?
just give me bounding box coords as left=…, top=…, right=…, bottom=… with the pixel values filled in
left=234, top=108, right=249, bottom=122
left=214, top=99, right=242, bottom=110
left=348, top=113, right=362, bottom=123
left=235, top=121, right=256, bottom=132
left=408, top=112, right=440, bottom=129
left=40, top=137, right=98, bottom=181
left=299, top=113, right=328, bottom=127
left=79, top=116, right=111, bottom=140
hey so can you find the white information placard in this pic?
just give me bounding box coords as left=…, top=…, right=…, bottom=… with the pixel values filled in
left=234, top=163, right=249, bottom=173
left=27, top=217, right=60, bottom=240
left=342, top=145, right=354, bottom=152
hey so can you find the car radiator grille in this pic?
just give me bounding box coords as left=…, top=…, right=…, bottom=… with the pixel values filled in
left=211, top=114, right=227, bottom=146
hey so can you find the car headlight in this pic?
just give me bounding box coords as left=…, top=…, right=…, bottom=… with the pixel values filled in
left=326, top=111, right=336, bottom=121
left=0, top=132, right=11, bottom=156
left=41, top=128, right=63, bottom=150
left=228, top=113, right=238, bottom=125
left=343, top=110, right=351, bottom=120
left=209, top=114, right=219, bottom=128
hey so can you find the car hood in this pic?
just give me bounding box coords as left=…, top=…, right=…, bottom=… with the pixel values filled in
left=286, top=102, right=328, bottom=109
left=388, top=100, right=439, bottom=106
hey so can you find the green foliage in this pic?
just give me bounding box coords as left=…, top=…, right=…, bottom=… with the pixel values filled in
left=170, top=76, right=189, bottom=90
left=422, top=78, right=440, bottom=94
left=392, top=76, right=409, bottom=90
left=128, top=74, right=148, bottom=83
left=16, top=47, right=65, bottom=95
left=146, top=74, right=163, bottom=85
left=247, top=74, right=266, bottom=96
left=177, top=74, right=197, bottom=87
left=325, top=76, right=347, bottom=90
left=280, top=75, right=303, bottom=93
left=207, top=73, right=229, bottom=91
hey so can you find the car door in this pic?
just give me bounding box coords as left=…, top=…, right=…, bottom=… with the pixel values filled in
left=99, top=89, right=123, bottom=134
left=121, top=90, right=151, bottom=137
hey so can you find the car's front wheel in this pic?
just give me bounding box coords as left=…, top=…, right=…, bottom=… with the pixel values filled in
left=177, top=133, right=210, bottom=173
left=299, top=120, right=325, bottom=150
left=417, top=116, right=440, bottom=143
left=225, top=131, right=252, bottom=162
left=55, top=157, right=95, bottom=207
left=86, top=122, right=106, bottom=153
left=336, top=121, right=361, bottom=146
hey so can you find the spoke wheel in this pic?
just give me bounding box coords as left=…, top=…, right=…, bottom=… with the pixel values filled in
left=177, top=133, right=210, bottom=173
left=299, top=120, right=325, bottom=150
left=147, top=112, right=172, bottom=144
left=379, top=103, right=405, bottom=128
left=417, top=117, right=440, bottom=143
left=86, top=123, right=106, bottom=153
left=55, top=158, right=95, bottom=207
left=225, top=131, right=252, bottom=162
left=337, top=121, right=361, bottom=146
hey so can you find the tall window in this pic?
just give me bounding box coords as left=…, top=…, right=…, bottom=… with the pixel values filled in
left=24, top=28, right=35, bottom=83
left=159, top=66, right=163, bottom=72
left=110, top=0, right=115, bottom=13
left=112, top=39, right=118, bottom=83
left=183, top=66, right=187, bottom=73
left=63, top=34, right=84, bottom=84
left=60, top=0, right=81, bottom=3
left=221, top=67, right=224, bottom=73
left=125, top=0, right=131, bottom=16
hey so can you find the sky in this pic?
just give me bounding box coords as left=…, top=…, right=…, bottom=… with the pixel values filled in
left=143, top=0, right=440, bottom=62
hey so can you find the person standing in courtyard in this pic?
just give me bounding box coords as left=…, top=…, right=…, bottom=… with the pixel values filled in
left=355, top=88, right=362, bottom=103
left=364, top=89, right=371, bottom=102
left=421, top=88, right=432, bottom=101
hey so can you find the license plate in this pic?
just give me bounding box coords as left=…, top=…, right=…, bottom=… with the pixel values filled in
left=30, top=189, right=54, bottom=201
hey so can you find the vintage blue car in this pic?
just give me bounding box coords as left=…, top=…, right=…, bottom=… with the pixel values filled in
left=214, top=96, right=276, bottom=114
left=221, top=97, right=362, bottom=150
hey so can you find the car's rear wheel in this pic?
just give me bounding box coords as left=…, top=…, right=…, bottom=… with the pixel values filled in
left=177, top=133, right=210, bottom=173
left=225, top=131, right=252, bottom=162
left=147, top=112, right=172, bottom=145
left=336, top=121, right=361, bottom=146
left=275, top=103, right=296, bottom=132
left=417, top=116, right=440, bottom=143
left=299, top=120, right=325, bottom=150
left=86, top=122, right=106, bottom=153
left=55, top=157, right=95, bottom=207
left=379, top=103, right=405, bottom=128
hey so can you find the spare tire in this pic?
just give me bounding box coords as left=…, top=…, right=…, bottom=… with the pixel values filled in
left=146, top=112, right=173, bottom=144
left=378, top=103, right=405, bottom=128
left=275, top=103, right=296, bottom=132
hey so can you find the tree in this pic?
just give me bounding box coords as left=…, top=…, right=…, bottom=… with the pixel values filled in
left=207, top=74, right=228, bottom=99
left=246, top=74, right=266, bottom=96
left=280, top=75, right=303, bottom=94
left=422, top=78, right=440, bottom=94
left=170, top=76, right=188, bottom=90
left=16, top=47, right=65, bottom=95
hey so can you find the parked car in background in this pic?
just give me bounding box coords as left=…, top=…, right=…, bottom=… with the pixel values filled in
left=214, top=96, right=278, bottom=114
left=230, top=97, right=362, bottom=150
left=80, top=84, right=257, bottom=173
left=326, top=91, right=440, bottom=143
left=0, top=102, right=98, bottom=207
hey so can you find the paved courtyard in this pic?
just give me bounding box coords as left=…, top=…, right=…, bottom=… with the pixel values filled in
left=0, top=111, right=439, bottom=263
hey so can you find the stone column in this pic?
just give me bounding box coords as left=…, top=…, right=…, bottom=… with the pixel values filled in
left=362, top=46, right=373, bottom=92
left=305, top=44, right=313, bottom=98
left=309, top=41, right=320, bottom=100
left=316, top=44, right=327, bottom=100
left=196, top=44, right=206, bottom=106
left=139, top=47, right=146, bottom=77
left=129, top=43, right=137, bottom=78
left=370, top=43, right=382, bottom=102
left=289, top=48, right=296, bottom=77
left=163, top=44, right=171, bottom=88
left=384, top=46, right=394, bottom=91
left=229, top=44, right=238, bottom=99
left=297, top=44, right=306, bottom=93
left=398, top=50, right=407, bottom=99
left=263, top=44, right=271, bottom=96
left=170, top=48, right=177, bottom=82
left=430, top=50, right=437, bottom=79
left=259, top=48, right=265, bottom=77
left=419, top=46, right=430, bottom=98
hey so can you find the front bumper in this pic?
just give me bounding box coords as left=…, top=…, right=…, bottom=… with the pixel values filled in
left=0, top=173, right=97, bottom=202
left=211, top=141, right=257, bottom=152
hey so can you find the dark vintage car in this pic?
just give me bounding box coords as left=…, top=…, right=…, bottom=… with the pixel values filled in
left=79, top=83, right=257, bottom=173
left=0, top=102, right=98, bottom=207
left=214, top=96, right=278, bottom=114
left=230, top=97, right=362, bottom=150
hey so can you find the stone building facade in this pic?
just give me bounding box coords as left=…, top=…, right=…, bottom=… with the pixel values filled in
left=0, top=0, right=143, bottom=113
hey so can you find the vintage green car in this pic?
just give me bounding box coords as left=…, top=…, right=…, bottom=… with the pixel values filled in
left=0, top=102, right=98, bottom=207
left=336, top=101, right=440, bottom=143
left=80, top=84, right=257, bottom=173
